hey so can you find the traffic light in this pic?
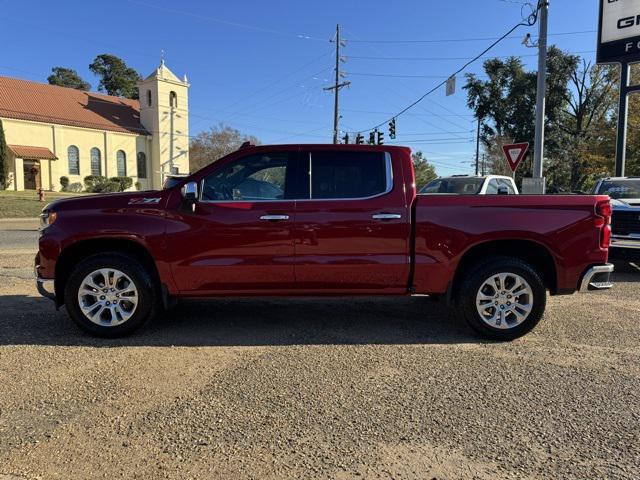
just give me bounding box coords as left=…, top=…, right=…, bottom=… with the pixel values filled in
left=377, top=130, right=384, bottom=145
left=355, top=133, right=364, bottom=145
left=342, top=133, right=350, bottom=144
left=368, top=131, right=376, bottom=145
left=389, top=118, right=396, bottom=139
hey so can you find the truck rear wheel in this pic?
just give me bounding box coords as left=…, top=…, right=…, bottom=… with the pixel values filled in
left=64, top=253, right=158, bottom=337
left=457, top=256, right=546, bottom=341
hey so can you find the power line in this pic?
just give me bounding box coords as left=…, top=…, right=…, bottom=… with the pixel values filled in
left=343, top=108, right=475, bottom=117
left=342, top=27, right=484, bottom=139
left=214, top=50, right=333, bottom=114
left=350, top=8, right=540, bottom=133
left=346, top=29, right=595, bottom=44
left=125, top=0, right=326, bottom=42
left=348, top=72, right=487, bottom=79
left=347, top=50, right=595, bottom=61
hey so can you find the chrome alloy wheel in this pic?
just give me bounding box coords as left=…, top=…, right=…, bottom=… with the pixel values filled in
left=77, top=268, right=139, bottom=326
left=475, top=272, right=533, bottom=330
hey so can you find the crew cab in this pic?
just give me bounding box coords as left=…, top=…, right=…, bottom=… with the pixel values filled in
left=592, top=177, right=640, bottom=254
left=420, top=175, right=519, bottom=195
left=36, top=145, right=614, bottom=340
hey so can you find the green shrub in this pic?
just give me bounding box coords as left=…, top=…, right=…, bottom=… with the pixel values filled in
left=109, top=176, right=133, bottom=192
left=84, top=175, right=107, bottom=192
left=103, top=181, right=122, bottom=192
left=84, top=175, right=133, bottom=193
left=67, top=182, right=83, bottom=193
left=60, top=176, right=70, bottom=192
left=135, top=181, right=142, bottom=191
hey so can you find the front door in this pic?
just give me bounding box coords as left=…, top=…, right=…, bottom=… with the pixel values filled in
left=294, top=149, right=411, bottom=293
left=23, top=160, right=40, bottom=190
left=166, top=150, right=298, bottom=294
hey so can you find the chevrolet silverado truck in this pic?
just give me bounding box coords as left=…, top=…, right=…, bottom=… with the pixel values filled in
left=36, top=144, right=614, bottom=340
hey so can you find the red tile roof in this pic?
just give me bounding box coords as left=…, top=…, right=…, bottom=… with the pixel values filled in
left=8, top=144, right=58, bottom=160
left=0, top=76, right=149, bottom=135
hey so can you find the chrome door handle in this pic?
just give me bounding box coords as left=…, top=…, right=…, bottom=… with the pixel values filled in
left=372, top=213, right=402, bottom=220
left=260, top=215, right=290, bottom=221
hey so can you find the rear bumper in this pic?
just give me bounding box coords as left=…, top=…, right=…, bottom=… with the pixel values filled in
left=579, top=264, right=614, bottom=293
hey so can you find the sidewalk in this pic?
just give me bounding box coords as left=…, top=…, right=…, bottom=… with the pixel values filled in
left=0, top=217, right=40, bottom=231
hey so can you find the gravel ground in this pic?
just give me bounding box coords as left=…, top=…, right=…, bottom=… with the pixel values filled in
left=0, top=250, right=638, bottom=480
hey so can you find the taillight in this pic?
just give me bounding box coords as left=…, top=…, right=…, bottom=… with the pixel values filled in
left=596, top=201, right=612, bottom=222
left=595, top=200, right=612, bottom=249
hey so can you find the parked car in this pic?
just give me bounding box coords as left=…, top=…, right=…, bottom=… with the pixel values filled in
left=592, top=177, right=640, bottom=254
left=36, top=145, right=613, bottom=340
left=420, top=175, right=519, bottom=195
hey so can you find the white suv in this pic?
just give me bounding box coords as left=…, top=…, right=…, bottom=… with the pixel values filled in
left=420, top=175, right=519, bottom=195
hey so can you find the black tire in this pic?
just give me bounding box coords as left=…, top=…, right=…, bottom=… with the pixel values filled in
left=64, top=253, right=159, bottom=337
left=457, top=256, right=546, bottom=341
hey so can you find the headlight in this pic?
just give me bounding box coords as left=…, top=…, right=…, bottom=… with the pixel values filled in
left=39, top=211, right=58, bottom=229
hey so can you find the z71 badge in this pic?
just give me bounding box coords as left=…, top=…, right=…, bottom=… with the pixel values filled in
left=128, top=198, right=161, bottom=205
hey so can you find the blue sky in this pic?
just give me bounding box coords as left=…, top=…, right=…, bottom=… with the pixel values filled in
left=0, top=0, right=598, bottom=175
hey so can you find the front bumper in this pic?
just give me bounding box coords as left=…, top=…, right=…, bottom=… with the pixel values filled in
left=35, top=259, right=55, bottom=301
left=579, top=264, right=614, bottom=292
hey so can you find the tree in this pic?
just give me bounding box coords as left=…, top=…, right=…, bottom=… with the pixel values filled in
left=553, top=62, right=617, bottom=191
left=89, top=54, right=141, bottom=99
left=464, top=47, right=578, bottom=185
left=411, top=151, right=437, bottom=189
left=189, top=123, right=260, bottom=172
left=47, top=67, right=91, bottom=91
left=0, top=119, right=10, bottom=189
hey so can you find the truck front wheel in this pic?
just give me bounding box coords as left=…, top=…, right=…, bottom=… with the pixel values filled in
left=64, top=253, right=159, bottom=337
left=457, top=256, right=546, bottom=341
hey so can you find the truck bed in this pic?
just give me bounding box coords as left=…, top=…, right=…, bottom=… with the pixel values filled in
left=412, top=194, right=611, bottom=295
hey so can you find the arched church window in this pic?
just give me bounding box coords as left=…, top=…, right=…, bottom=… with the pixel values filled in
left=147, top=89, right=152, bottom=107
left=90, top=147, right=101, bottom=176
left=68, top=145, right=80, bottom=175
left=116, top=150, right=127, bottom=177
left=169, top=91, right=177, bottom=108
left=137, top=152, right=147, bottom=179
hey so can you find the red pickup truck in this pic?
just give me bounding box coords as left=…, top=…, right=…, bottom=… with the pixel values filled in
left=36, top=144, right=614, bottom=340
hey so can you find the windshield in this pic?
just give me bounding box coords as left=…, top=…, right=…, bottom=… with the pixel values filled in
left=596, top=179, right=640, bottom=199
left=420, top=177, right=484, bottom=194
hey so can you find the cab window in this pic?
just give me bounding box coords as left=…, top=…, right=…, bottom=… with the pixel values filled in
left=201, top=153, right=293, bottom=201
left=306, top=151, right=389, bottom=200
left=498, top=179, right=516, bottom=194
left=485, top=179, right=500, bottom=194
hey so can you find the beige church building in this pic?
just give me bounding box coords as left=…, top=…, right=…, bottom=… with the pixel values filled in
left=0, top=60, right=189, bottom=191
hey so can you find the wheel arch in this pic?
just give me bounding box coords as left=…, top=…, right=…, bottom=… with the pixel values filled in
left=450, top=239, right=558, bottom=301
left=55, top=237, right=161, bottom=307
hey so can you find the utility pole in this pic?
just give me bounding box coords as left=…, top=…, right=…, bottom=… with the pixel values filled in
left=532, top=0, right=548, bottom=193
left=474, top=117, right=481, bottom=176
left=324, top=24, right=350, bottom=144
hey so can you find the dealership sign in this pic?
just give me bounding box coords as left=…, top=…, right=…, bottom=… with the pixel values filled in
left=598, top=0, right=640, bottom=63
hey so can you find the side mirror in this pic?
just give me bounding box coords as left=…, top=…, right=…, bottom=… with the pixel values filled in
left=181, top=181, right=198, bottom=211
left=497, top=185, right=510, bottom=195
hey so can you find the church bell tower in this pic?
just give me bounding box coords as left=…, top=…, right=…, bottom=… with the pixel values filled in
left=138, top=59, right=190, bottom=188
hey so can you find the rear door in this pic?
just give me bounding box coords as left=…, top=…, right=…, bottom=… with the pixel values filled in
left=166, top=150, right=298, bottom=293
left=294, top=149, right=410, bottom=293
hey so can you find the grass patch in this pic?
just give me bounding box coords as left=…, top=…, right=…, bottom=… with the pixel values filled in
left=0, top=190, right=85, bottom=219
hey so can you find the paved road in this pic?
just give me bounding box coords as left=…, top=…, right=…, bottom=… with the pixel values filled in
left=0, top=251, right=638, bottom=480
left=0, top=219, right=39, bottom=252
